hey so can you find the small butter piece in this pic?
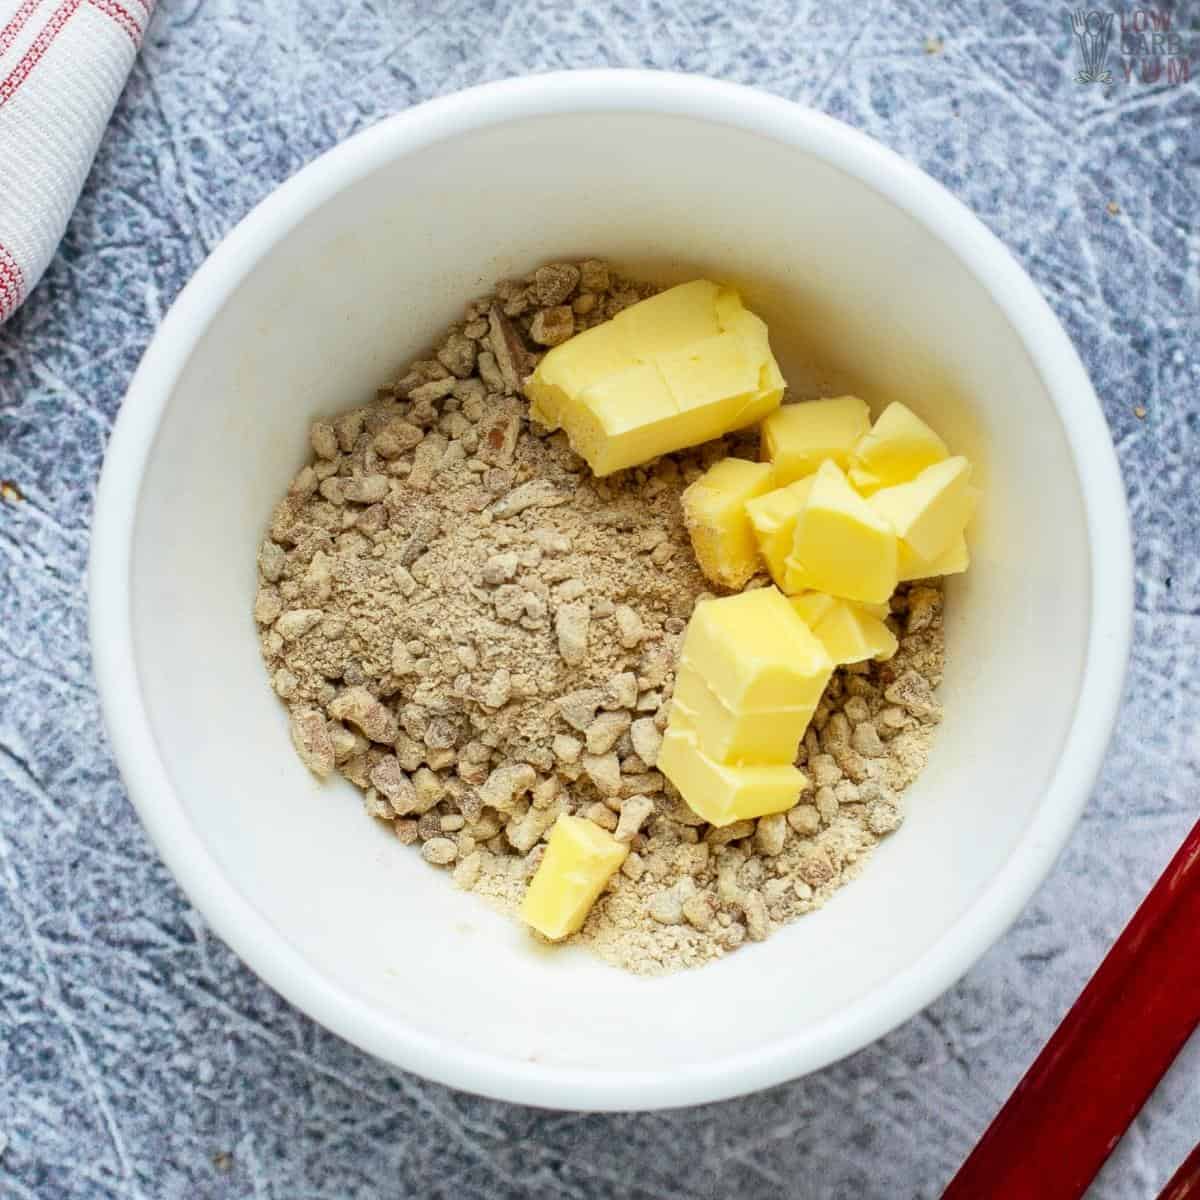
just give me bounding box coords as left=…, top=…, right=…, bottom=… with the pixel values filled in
left=520, top=814, right=629, bottom=940
left=791, top=591, right=890, bottom=624
left=524, top=281, right=786, bottom=476
left=567, top=361, right=682, bottom=476
left=658, top=725, right=808, bottom=826
left=781, top=555, right=818, bottom=596
left=745, top=476, right=815, bottom=589
left=849, top=401, right=949, bottom=493
left=898, top=532, right=971, bottom=581
left=789, top=590, right=838, bottom=628
left=788, top=460, right=898, bottom=605
left=680, top=587, right=834, bottom=712
left=681, top=457, right=774, bottom=589
left=869, top=456, right=974, bottom=564
left=527, top=319, right=631, bottom=430
left=721, top=306, right=787, bottom=416
left=672, top=664, right=819, bottom=764
left=612, top=279, right=722, bottom=359
left=790, top=593, right=897, bottom=665
left=657, top=331, right=759, bottom=411
left=761, top=395, right=871, bottom=485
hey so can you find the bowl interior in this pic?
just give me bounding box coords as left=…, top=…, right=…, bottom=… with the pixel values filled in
left=126, top=109, right=1090, bottom=1092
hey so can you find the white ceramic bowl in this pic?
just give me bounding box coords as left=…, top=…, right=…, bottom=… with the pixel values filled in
left=90, top=70, right=1132, bottom=1110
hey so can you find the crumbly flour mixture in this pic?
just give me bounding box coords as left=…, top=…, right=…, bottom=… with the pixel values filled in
left=255, top=260, right=944, bottom=975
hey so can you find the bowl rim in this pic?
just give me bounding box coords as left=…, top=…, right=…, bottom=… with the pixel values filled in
left=89, top=68, right=1133, bottom=1111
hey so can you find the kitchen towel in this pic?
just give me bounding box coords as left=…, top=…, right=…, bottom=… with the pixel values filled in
left=0, top=0, right=151, bottom=324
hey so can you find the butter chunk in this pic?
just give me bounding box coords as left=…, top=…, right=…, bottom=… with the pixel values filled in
left=745, top=477, right=814, bottom=589
left=658, top=332, right=757, bottom=408
left=721, top=304, right=787, bottom=414
left=848, top=401, right=949, bottom=494
left=761, top=395, right=870, bottom=485
left=612, top=279, right=721, bottom=358
left=898, top=532, right=970, bottom=581
left=568, top=362, right=681, bottom=475
left=527, top=319, right=630, bottom=429
left=681, top=457, right=774, bottom=589
left=673, top=664, right=818, bottom=764
left=679, top=587, right=834, bottom=713
left=790, top=593, right=897, bottom=665
left=791, top=591, right=890, bottom=624
left=520, top=814, right=629, bottom=940
left=658, top=725, right=808, bottom=826
left=781, top=555, right=817, bottom=596
left=869, top=456, right=974, bottom=564
left=523, top=280, right=786, bottom=476
left=789, top=460, right=898, bottom=604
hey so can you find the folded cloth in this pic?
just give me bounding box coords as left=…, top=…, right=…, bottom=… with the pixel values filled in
left=0, top=0, right=151, bottom=323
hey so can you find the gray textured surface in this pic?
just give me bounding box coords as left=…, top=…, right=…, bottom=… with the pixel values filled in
left=1, top=1, right=1198, bottom=1196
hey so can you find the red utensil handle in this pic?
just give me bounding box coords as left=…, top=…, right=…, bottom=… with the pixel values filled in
left=1158, top=1143, right=1200, bottom=1200
left=943, top=818, right=1200, bottom=1200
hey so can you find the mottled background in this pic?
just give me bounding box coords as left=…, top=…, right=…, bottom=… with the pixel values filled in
left=1, top=1, right=1197, bottom=1196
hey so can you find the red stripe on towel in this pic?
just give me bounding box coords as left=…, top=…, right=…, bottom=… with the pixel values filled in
left=0, top=0, right=82, bottom=106
left=0, top=242, right=25, bottom=321
left=86, top=0, right=141, bottom=45
left=0, top=0, right=46, bottom=56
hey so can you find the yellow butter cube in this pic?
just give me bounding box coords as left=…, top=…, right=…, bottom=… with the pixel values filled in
left=520, top=814, right=629, bottom=941
left=761, top=395, right=871, bottom=485
left=781, top=555, right=818, bottom=596
left=745, top=477, right=815, bottom=588
left=789, top=460, right=898, bottom=605
left=721, top=305, right=788, bottom=412
left=612, top=279, right=722, bottom=359
left=527, top=320, right=631, bottom=430
left=680, top=587, right=834, bottom=712
left=898, top=532, right=971, bottom=581
left=848, top=401, right=949, bottom=494
left=869, top=456, right=974, bottom=564
left=658, top=332, right=760, bottom=412
left=658, top=725, right=808, bottom=826
left=790, top=590, right=890, bottom=623
left=568, top=362, right=684, bottom=475
left=681, top=457, right=774, bottom=589
left=811, top=604, right=897, bottom=665
left=790, top=593, right=897, bottom=665
left=524, top=280, right=786, bottom=476
left=789, top=590, right=838, bottom=628
left=672, top=664, right=818, bottom=764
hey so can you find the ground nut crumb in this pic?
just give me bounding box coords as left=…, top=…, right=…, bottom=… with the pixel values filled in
left=754, top=813, right=787, bottom=857
left=452, top=851, right=482, bottom=889
left=310, top=421, right=339, bottom=460
left=555, top=601, right=590, bottom=665
left=614, top=795, right=654, bottom=843
left=529, top=306, right=575, bottom=346
left=605, top=671, right=638, bottom=710
left=421, top=838, right=458, bottom=866
left=629, top=717, right=662, bottom=766
left=585, top=801, right=619, bottom=832
left=258, top=262, right=943, bottom=977
left=851, top=721, right=885, bottom=757
left=582, top=752, right=622, bottom=797
left=288, top=707, right=334, bottom=778
left=534, top=263, right=581, bottom=306
left=586, top=711, right=630, bottom=755
left=741, top=891, right=770, bottom=941
left=787, top=804, right=820, bottom=836
left=614, top=605, right=645, bottom=648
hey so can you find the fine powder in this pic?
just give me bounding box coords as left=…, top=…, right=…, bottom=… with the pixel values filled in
left=255, top=260, right=943, bottom=975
